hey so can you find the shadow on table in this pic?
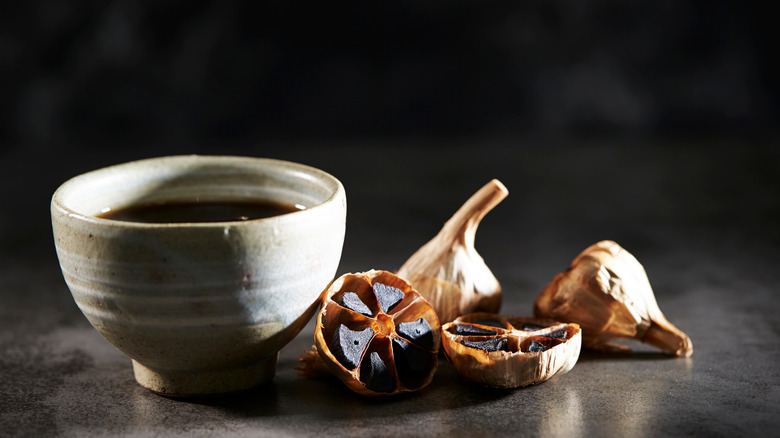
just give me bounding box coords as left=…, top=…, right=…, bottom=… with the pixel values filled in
left=182, top=358, right=516, bottom=420
left=176, top=347, right=694, bottom=422
left=576, top=349, right=678, bottom=362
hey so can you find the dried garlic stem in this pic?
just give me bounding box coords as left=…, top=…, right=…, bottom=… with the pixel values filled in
left=295, top=345, right=331, bottom=378
left=398, top=179, right=508, bottom=323
left=441, top=179, right=509, bottom=247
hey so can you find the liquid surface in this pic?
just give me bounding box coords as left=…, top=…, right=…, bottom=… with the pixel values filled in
left=98, top=200, right=301, bottom=223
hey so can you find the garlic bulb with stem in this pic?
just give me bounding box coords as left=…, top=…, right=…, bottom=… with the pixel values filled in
left=534, top=240, right=693, bottom=357
left=397, top=179, right=508, bottom=324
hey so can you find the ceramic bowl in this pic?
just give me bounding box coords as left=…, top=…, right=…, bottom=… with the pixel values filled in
left=51, top=155, right=346, bottom=396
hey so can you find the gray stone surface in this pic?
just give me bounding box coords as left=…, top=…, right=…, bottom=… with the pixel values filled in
left=1, top=142, right=778, bottom=436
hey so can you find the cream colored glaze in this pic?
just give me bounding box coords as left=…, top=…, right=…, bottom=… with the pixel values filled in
left=52, top=155, right=346, bottom=396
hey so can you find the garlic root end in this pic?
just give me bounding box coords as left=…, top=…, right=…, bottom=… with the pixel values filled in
left=642, top=320, right=694, bottom=358
left=296, top=345, right=331, bottom=378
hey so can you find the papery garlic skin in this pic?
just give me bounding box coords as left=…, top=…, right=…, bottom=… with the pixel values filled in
left=442, top=313, right=582, bottom=388
left=402, top=244, right=501, bottom=324
left=398, top=180, right=507, bottom=324
left=299, top=270, right=441, bottom=396
left=534, top=240, right=693, bottom=358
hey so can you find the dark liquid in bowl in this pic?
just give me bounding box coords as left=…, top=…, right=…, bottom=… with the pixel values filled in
left=98, top=200, right=302, bottom=223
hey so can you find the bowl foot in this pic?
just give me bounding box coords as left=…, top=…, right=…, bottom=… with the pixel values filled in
left=132, top=354, right=277, bottom=397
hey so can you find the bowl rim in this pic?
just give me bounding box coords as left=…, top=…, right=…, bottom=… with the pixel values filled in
left=51, top=155, right=346, bottom=229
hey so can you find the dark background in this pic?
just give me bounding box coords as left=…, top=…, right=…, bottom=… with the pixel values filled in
left=2, top=1, right=778, bottom=256
left=1, top=1, right=777, bottom=145
left=1, top=0, right=778, bottom=294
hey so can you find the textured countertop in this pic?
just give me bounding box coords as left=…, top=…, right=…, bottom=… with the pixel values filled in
left=1, top=140, right=778, bottom=437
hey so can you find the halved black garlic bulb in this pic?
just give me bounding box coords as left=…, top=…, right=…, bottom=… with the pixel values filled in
left=299, top=270, right=441, bottom=396
left=442, top=312, right=581, bottom=388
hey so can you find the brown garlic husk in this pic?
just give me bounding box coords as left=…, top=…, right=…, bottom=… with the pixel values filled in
left=534, top=240, right=693, bottom=358
left=397, top=179, right=508, bottom=324
left=442, top=313, right=582, bottom=388
left=297, top=270, right=441, bottom=396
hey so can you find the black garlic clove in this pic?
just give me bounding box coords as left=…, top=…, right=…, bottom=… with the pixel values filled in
left=527, top=340, right=550, bottom=353
left=361, top=352, right=396, bottom=393
left=451, top=324, right=498, bottom=336
left=332, top=325, right=374, bottom=369
left=373, top=283, right=405, bottom=313
left=461, top=338, right=508, bottom=352
left=338, top=292, right=373, bottom=317
left=542, top=329, right=568, bottom=340
left=396, top=318, right=434, bottom=350
left=392, top=338, right=436, bottom=388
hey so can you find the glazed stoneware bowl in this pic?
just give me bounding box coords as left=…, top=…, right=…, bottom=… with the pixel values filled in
left=51, top=155, right=346, bottom=396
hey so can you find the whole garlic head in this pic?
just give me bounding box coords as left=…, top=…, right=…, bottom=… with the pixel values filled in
left=398, top=179, right=508, bottom=323
left=534, top=240, right=693, bottom=357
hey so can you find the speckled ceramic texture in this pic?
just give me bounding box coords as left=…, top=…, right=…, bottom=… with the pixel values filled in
left=51, top=155, right=346, bottom=396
